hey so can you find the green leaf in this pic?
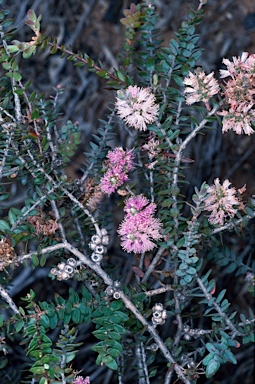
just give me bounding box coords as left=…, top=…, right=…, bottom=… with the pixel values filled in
left=0, top=358, right=8, bottom=369
left=66, top=352, right=76, bottom=363
left=40, top=314, right=50, bottom=328
left=224, top=349, right=237, bottom=364
left=31, top=108, right=39, bottom=120
left=29, top=349, right=43, bottom=358
left=172, top=74, right=183, bottom=86
left=39, top=378, right=48, bottom=384
left=205, top=343, right=217, bottom=354
left=40, top=253, right=46, bottom=267
left=203, top=353, right=213, bottom=365
left=49, top=313, right=58, bottom=329
left=40, top=355, right=59, bottom=364
left=71, top=308, right=81, bottom=324
left=13, top=71, right=22, bottom=81
left=96, top=70, right=109, bottom=78
left=206, top=359, right=220, bottom=378
left=146, top=57, right=155, bottom=71
left=31, top=254, right=39, bottom=267
left=15, top=319, right=25, bottom=332
left=30, top=366, right=45, bottom=375
left=64, top=313, right=71, bottom=325
left=0, top=220, right=10, bottom=231
left=93, top=330, right=108, bottom=341
left=108, top=348, right=121, bottom=358
left=103, top=355, right=118, bottom=370
left=27, top=9, right=37, bottom=23
left=109, top=301, right=123, bottom=311
left=110, top=311, right=129, bottom=323
left=108, top=331, right=121, bottom=341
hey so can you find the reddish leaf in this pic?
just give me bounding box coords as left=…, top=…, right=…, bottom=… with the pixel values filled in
left=132, top=266, right=144, bottom=278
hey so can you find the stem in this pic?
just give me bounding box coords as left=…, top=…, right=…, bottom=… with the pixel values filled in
left=46, top=41, right=124, bottom=84
left=196, top=276, right=243, bottom=337
left=142, top=246, right=165, bottom=283
left=0, top=284, right=20, bottom=315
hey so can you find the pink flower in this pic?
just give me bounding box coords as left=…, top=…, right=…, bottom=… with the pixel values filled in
left=73, top=376, right=90, bottom=384
left=219, top=52, right=255, bottom=79
left=203, top=178, right=244, bottom=226
left=124, top=195, right=156, bottom=216
left=183, top=70, right=219, bottom=108
left=118, top=195, right=162, bottom=253
left=100, top=147, right=134, bottom=195
left=219, top=52, right=255, bottom=135
left=107, top=147, right=133, bottom=172
left=115, top=85, right=159, bottom=131
left=218, top=107, right=255, bottom=135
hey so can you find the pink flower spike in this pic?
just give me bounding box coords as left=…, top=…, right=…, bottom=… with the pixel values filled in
left=99, top=147, right=134, bottom=195
left=124, top=195, right=152, bottom=214
left=73, top=376, right=90, bottom=384
left=118, top=195, right=162, bottom=253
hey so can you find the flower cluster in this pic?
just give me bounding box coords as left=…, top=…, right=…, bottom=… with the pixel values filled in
left=118, top=195, right=162, bottom=253
left=142, top=135, right=161, bottom=169
left=82, top=177, right=104, bottom=211
left=100, top=147, right=134, bottom=195
left=88, top=228, right=109, bottom=263
left=152, top=303, right=167, bottom=326
left=218, top=52, right=255, bottom=135
left=73, top=376, right=90, bottom=384
left=183, top=69, right=220, bottom=109
left=0, top=239, right=16, bottom=264
left=27, top=214, right=59, bottom=236
left=50, top=258, right=78, bottom=280
left=245, top=272, right=255, bottom=286
left=115, top=85, right=159, bottom=131
left=203, top=178, right=244, bottom=226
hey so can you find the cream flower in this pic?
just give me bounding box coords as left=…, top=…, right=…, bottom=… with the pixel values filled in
left=203, top=178, right=244, bottom=226
left=115, top=85, right=159, bottom=131
left=219, top=52, right=255, bottom=135
left=218, top=106, right=255, bottom=135
left=183, top=70, right=220, bottom=108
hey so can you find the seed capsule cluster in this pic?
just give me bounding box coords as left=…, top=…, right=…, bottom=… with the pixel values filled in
left=105, top=281, right=121, bottom=299
left=89, top=228, right=109, bottom=263
left=152, top=303, right=167, bottom=326
left=50, top=258, right=77, bottom=280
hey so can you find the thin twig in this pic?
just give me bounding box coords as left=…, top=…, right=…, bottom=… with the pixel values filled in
left=196, top=276, right=244, bottom=337
left=142, top=246, right=165, bottom=283
left=0, top=284, right=20, bottom=315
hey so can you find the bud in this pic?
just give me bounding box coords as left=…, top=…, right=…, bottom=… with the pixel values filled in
left=152, top=303, right=164, bottom=312
left=113, top=291, right=121, bottom=299
left=91, top=235, right=101, bottom=245
left=105, top=286, right=114, bottom=296
left=57, top=262, right=66, bottom=270
left=91, top=253, right=103, bottom=262
left=64, top=265, right=74, bottom=274
left=67, top=258, right=77, bottom=267
left=95, top=245, right=105, bottom=255
left=100, top=228, right=108, bottom=236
